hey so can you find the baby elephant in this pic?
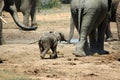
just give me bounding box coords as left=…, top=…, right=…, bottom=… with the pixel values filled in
left=38, top=31, right=66, bottom=59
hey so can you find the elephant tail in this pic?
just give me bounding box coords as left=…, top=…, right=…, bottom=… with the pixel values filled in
left=68, top=17, right=74, bottom=43
left=78, top=0, right=84, bottom=33
left=29, top=40, right=39, bottom=44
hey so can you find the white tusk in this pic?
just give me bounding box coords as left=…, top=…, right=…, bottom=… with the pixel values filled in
left=0, top=16, right=7, bottom=24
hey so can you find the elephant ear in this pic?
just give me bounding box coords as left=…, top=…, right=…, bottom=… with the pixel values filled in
left=53, top=32, right=61, bottom=41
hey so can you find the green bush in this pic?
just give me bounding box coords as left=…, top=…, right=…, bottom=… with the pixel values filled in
left=37, top=0, right=61, bottom=10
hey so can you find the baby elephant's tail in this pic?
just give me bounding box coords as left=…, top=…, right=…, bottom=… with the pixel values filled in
left=29, top=40, right=39, bottom=44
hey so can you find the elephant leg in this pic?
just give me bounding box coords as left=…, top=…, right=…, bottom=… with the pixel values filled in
left=38, top=41, right=44, bottom=59
left=116, top=11, right=120, bottom=40
left=30, top=6, right=37, bottom=27
left=22, top=11, right=30, bottom=26
left=71, top=11, right=79, bottom=31
left=0, top=17, right=4, bottom=45
left=75, top=38, right=89, bottom=57
left=41, top=49, right=49, bottom=59
left=89, top=29, right=97, bottom=55
left=38, top=41, right=44, bottom=54
left=97, top=18, right=109, bottom=55
left=74, top=14, right=94, bottom=57
left=105, top=23, right=113, bottom=41
left=116, top=20, right=120, bottom=41
left=0, top=0, right=4, bottom=45
left=38, top=40, right=50, bottom=59
left=50, top=44, right=58, bottom=59
left=20, top=0, right=30, bottom=26
left=116, top=18, right=120, bottom=40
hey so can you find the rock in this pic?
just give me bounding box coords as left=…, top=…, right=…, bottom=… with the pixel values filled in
left=0, top=59, right=3, bottom=63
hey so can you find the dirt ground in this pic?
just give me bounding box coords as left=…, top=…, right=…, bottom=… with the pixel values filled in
left=0, top=4, right=120, bottom=80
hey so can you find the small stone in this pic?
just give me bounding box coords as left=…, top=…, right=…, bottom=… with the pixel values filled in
left=0, top=59, right=3, bottom=63
left=68, top=62, right=76, bottom=65
left=67, top=58, right=72, bottom=61
left=118, top=58, right=120, bottom=61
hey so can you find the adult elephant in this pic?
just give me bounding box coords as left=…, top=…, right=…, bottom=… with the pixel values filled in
left=68, top=0, right=120, bottom=42
left=3, top=0, right=38, bottom=31
left=70, top=0, right=109, bottom=57
left=116, top=1, right=120, bottom=40
left=0, top=0, right=38, bottom=45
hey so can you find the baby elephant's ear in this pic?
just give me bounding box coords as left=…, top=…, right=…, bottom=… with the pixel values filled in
left=56, top=32, right=61, bottom=40
left=54, top=32, right=61, bottom=41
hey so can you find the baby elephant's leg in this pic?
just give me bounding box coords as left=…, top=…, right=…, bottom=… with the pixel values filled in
left=38, top=41, right=44, bottom=58
left=38, top=41, right=49, bottom=59
left=38, top=42, right=43, bottom=54
left=41, top=48, right=49, bottom=59
left=50, top=44, right=58, bottom=59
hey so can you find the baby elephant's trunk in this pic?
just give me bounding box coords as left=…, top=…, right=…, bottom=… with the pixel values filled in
left=59, top=32, right=67, bottom=42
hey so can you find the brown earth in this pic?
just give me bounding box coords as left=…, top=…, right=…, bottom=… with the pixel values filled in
left=0, top=4, right=120, bottom=80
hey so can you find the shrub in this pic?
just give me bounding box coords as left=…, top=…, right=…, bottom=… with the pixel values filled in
left=37, top=0, right=61, bottom=10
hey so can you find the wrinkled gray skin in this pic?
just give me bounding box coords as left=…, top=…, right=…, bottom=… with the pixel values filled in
left=116, top=1, right=120, bottom=40
left=3, top=0, right=38, bottom=31
left=68, top=0, right=120, bottom=42
left=0, top=0, right=4, bottom=45
left=70, top=0, right=109, bottom=57
left=38, top=32, right=66, bottom=59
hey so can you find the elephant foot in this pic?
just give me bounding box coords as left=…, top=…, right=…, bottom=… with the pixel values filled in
left=32, top=23, right=38, bottom=27
left=73, top=51, right=86, bottom=57
left=50, top=54, right=58, bottom=59
left=74, top=42, right=91, bottom=57
left=40, top=54, right=45, bottom=59
left=67, top=40, right=72, bottom=44
left=105, top=37, right=114, bottom=42
left=91, top=48, right=109, bottom=55
left=40, top=56, right=44, bottom=59
left=97, top=50, right=109, bottom=55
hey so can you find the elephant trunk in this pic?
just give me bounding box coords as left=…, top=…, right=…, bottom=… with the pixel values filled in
left=9, top=7, right=37, bottom=31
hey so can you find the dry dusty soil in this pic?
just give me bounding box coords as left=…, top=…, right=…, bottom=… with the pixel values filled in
left=0, top=4, right=120, bottom=80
